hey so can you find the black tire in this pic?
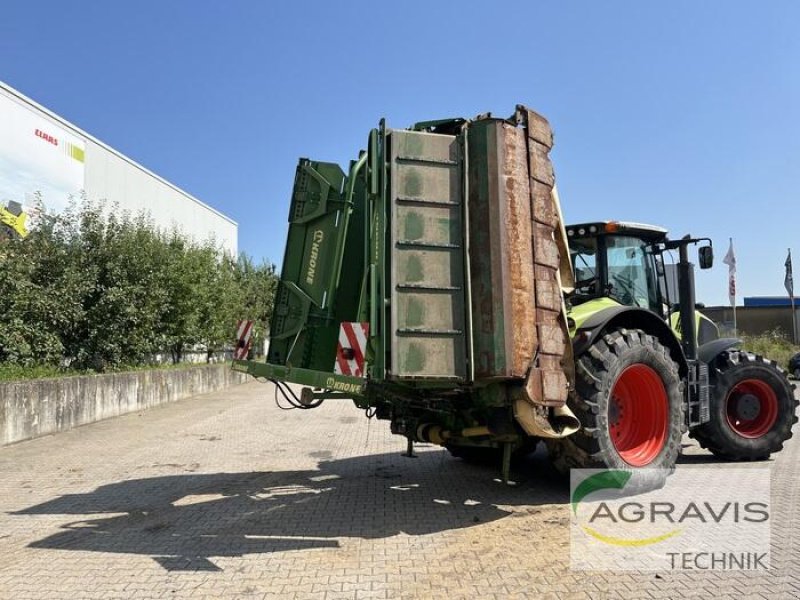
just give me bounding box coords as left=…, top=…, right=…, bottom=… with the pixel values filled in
left=546, top=328, right=684, bottom=487
left=793, top=367, right=800, bottom=381
left=690, top=351, right=798, bottom=460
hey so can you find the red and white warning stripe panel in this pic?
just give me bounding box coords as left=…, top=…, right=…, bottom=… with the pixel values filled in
left=334, top=322, right=370, bottom=378
left=233, top=319, right=255, bottom=360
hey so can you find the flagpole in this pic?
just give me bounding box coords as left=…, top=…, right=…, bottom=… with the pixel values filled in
left=790, top=248, right=797, bottom=344
left=725, top=238, right=737, bottom=337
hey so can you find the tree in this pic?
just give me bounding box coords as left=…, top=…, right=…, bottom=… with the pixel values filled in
left=0, top=201, right=279, bottom=371
left=236, top=254, right=278, bottom=357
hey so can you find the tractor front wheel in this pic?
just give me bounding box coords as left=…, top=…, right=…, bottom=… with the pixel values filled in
left=547, top=328, right=684, bottom=485
left=690, top=351, right=798, bottom=460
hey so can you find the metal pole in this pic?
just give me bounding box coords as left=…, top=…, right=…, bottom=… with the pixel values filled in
left=728, top=237, right=737, bottom=337
left=788, top=248, right=796, bottom=344
left=677, top=242, right=698, bottom=360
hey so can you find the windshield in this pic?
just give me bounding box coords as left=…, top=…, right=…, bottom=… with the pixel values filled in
left=606, top=235, right=659, bottom=309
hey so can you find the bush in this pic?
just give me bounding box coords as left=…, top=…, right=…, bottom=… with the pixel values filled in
left=0, top=201, right=276, bottom=372
left=741, top=328, right=800, bottom=371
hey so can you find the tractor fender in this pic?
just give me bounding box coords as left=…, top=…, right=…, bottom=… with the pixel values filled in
left=697, top=338, right=741, bottom=365
left=572, top=306, right=688, bottom=376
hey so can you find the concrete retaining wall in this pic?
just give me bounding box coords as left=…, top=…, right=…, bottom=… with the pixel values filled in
left=0, top=364, right=248, bottom=446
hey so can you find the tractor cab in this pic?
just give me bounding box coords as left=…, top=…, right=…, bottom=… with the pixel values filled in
left=565, top=220, right=719, bottom=347
left=566, top=221, right=669, bottom=313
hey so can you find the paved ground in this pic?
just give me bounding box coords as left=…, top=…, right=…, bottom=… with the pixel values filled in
left=0, top=380, right=798, bottom=599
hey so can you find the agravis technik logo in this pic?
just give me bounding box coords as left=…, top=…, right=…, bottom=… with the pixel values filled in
left=571, top=470, right=682, bottom=547
left=570, top=468, right=771, bottom=571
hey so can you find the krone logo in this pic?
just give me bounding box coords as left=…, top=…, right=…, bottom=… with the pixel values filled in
left=306, top=230, right=324, bottom=285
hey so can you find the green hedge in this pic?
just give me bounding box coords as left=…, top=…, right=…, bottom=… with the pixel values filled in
left=0, top=201, right=276, bottom=372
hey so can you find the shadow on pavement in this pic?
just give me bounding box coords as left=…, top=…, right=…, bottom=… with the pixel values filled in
left=677, top=442, right=750, bottom=465
left=15, top=447, right=567, bottom=571
left=676, top=453, right=744, bottom=465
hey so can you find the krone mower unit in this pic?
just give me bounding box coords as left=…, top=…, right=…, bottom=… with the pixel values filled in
left=233, top=105, right=797, bottom=483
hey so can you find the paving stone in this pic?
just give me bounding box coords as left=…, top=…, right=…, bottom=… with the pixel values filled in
left=0, top=381, right=796, bottom=599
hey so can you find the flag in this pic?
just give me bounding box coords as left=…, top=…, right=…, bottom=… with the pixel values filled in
left=723, top=238, right=736, bottom=307
left=785, top=249, right=794, bottom=298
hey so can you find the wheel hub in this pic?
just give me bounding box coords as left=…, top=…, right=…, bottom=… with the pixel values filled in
left=735, top=393, right=761, bottom=421
left=725, top=379, right=779, bottom=439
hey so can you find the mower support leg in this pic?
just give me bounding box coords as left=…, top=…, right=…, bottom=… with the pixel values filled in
left=501, top=442, right=513, bottom=484
left=404, top=437, right=416, bottom=458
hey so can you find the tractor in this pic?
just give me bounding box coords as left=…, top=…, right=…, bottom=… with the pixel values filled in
left=0, top=200, right=30, bottom=241
left=547, top=221, right=797, bottom=476
left=232, top=105, right=798, bottom=484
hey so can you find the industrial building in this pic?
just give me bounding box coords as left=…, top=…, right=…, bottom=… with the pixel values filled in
left=704, top=297, right=799, bottom=340
left=0, top=81, right=236, bottom=253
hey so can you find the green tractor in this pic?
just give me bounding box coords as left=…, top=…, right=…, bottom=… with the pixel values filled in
left=548, top=220, right=797, bottom=474
left=233, top=105, right=798, bottom=483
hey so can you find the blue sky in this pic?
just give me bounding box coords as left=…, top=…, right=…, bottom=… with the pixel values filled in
left=2, top=1, right=798, bottom=305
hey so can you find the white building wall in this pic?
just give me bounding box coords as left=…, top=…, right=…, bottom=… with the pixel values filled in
left=0, top=81, right=236, bottom=254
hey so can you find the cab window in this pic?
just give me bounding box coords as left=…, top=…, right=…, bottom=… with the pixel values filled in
left=606, top=236, right=659, bottom=310
left=571, top=237, right=599, bottom=295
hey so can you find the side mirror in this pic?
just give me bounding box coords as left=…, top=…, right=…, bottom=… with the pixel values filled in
left=698, top=245, right=714, bottom=269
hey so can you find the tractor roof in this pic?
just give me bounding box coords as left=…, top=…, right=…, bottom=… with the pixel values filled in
left=566, top=221, right=669, bottom=242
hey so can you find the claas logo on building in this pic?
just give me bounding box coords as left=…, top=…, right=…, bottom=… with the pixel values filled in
left=0, top=200, right=30, bottom=241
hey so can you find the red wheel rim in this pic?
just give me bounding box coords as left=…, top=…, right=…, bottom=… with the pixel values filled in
left=725, top=379, right=778, bottom=438
left=608, top=364, right=669, bottom=467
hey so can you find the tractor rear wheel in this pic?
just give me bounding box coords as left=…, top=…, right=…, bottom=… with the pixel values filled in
left=547, top=328, right=684, bottom=485
left=690, top=351, right=798, bottom=460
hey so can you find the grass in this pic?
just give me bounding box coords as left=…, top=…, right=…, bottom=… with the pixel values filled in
left=741, top=328, right=800, bottom=372
left=0, top=364, right=79, bottom=382
left=0, top=360, right=231, bottom=383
